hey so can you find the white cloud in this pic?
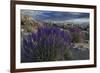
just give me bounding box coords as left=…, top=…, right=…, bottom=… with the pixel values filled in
left=44, top=18, right=89, bottom=24
left=66, top=18, right=89, bottom=23
left=69, top=12, right=82, bottom=16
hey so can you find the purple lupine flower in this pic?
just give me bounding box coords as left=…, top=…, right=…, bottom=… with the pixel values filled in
left=21, top=26, right=73, bottom=62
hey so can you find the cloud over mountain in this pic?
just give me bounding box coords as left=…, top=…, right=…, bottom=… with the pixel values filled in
left=21, top=10, right=89, bottom=24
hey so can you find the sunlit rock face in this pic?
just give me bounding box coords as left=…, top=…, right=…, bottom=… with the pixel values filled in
left=21, top=15, right=39, bottom=35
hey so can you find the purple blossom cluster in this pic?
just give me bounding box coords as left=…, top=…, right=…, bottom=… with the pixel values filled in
left=21, top=26, right=73, bottom=62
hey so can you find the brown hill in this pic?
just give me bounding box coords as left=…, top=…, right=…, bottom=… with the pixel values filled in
left=21, top=14, right=39, bottom=34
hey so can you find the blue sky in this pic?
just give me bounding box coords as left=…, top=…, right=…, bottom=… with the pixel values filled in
left=21, top=10, right=89, bottom=23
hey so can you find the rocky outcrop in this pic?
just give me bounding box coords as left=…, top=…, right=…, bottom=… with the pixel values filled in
left=21, top=15, right=39, bottom=34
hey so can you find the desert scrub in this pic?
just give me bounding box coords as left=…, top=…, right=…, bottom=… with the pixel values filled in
left=21, top=26, right=73, bottom=62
